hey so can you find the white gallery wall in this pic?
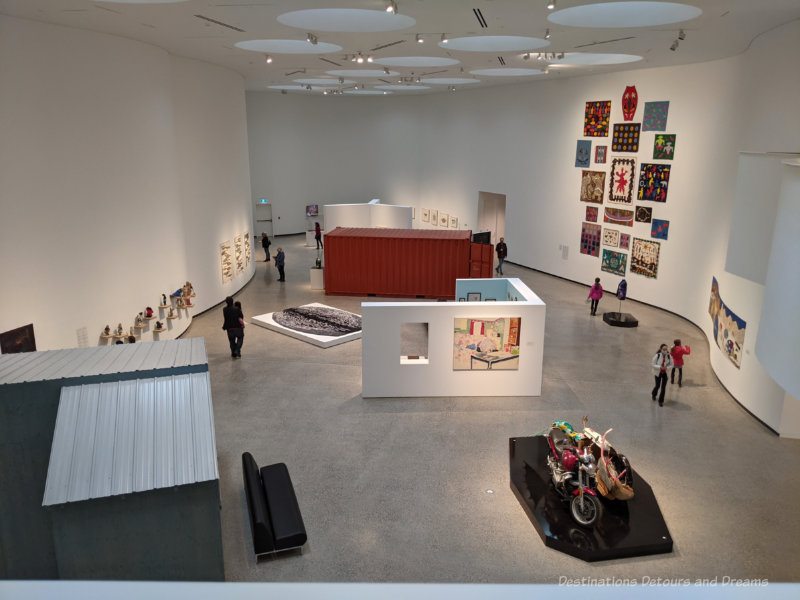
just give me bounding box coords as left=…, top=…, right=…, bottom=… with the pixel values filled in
left=0, top=16, right=253, bottom=350
left=245, top=20, right=800, bottom=435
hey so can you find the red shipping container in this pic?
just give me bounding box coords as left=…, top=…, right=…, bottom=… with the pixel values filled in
left=470, top=242, right=494, bottom=278
left=324, top=228, right=472, bottom=299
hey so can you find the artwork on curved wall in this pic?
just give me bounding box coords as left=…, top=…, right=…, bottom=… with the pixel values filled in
left=651, top=218, right=670, bottom=240
left=580, top=170, right=606, bottom=204
left=595, top=145, right=607, bottom=164
left=635, top=206, right=653, bottom=223
left=653, top=134, right=676, bottom=160
left=220, top=241, right=233, bottom=283
left=619, top=233, right=631, bottom=249
left=234, top=234, right=243, bottom=274
left=580, top=222, right=601, bottom=257
left=638, top=163, right=671, bottom=202
left=621, top=85, right=638, bottom=121
left=709, top=277, right=746, bottom=368
left=575, top=140, right=591, bottom=167
left=608, top=158, right=636, bottom=204
left=630, top=237, right=660, bottom=279
left=604, top=207, right=634, bottom=227
left=603, top=228, right=620, bottom=247
left=601, top=249, right=627, bottom=277
left=244, top=231, right=251, bottom=266
left=586, top=206, right=598, bottom=222
left=584, top=100, right=611, bottom=137
left=642, top=101, right=670, bottom=131
left=611, top=123, right=640, bottom=152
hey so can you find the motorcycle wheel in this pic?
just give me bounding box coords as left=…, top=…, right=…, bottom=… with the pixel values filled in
left=570, top=493, right=601, bottom=527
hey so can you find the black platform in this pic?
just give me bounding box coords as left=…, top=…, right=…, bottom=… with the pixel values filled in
left=509, top=436, right=672, bottom=562
left=603, top=312, right=639, bottom=327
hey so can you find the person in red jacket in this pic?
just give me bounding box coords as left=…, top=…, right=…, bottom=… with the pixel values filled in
left=670, top=339, right=691, bottom=387
left=587, top=277, right=603, bottom=316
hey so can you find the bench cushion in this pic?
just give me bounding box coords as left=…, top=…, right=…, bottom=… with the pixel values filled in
left=241, top=452, right=275, bottom=554
left=260, top=463, right=307, bottom=550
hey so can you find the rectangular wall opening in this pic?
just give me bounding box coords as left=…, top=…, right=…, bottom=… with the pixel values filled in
left=401, top=322, right=429, bottom=364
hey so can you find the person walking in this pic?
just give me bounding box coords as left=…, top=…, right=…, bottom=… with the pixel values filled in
left=495, top=237, right=508, bottom=275
left=651, top=344, right=674, bottom=406
left=670, top=339, right=691, bottom=387
left=314, top=222, right=323, bottom=249
left=261, top=232, right=271, bottom=262
left=222, top=296, right=245, bottom=358
left=587, top=277, right=603, bottom=316
left=274, top=247, right=285, bottom=282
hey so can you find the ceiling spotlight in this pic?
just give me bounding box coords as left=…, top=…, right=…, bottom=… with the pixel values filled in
left=415, top=76, right=421, bottom=83
left=354, top=84, right=359, bottom=90
left=537, top=53, right=543, bottom=61
left=384, top=67, right=390, bottom=75
left=449, top=85, right=456, bottom=93
left=545, top=28, right=551, bottom=40
left=306, top=85, right=311, bottom=91
left=416, top=33, right=423, bottom=44
left=523, top=53, right=530, bottom=60
left=441, top=33, right=449, bottom=43
left=386, top=1, right=398, bottom=14
left=367, top=55, right=374, bottom=63
left=338, top=76, right=344, bottom=84
left=543, top=67, right=549, bottom=75
left=670, top=40, right=679, bottom=51
left=356, top=53, right=364, bottom=63
left=306, top=33, right=318, bottom=45
left=678, top=29, right=686, bottom=40
left=265, top=55, right=272, bottom=64
left=558, top=52, right=565, bottom=59
left=323, top=89, right=328, bottom=95
left=547, top=1, right=556, bottom=10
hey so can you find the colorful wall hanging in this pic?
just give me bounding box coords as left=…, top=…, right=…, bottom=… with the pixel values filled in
left=586, top=206, right=598, bottom=222
left=630, top=237, right=660, bottom=279
left=601, top=249, right=627, bottom=277
left=595, top=145, right=607, bottom=163
left=621, top=85, right=638, bottom=121
left=619, top=233, right=631, bottom=249
left=653, top=134, right=676, bottom=160
left=635, top=206, right=653, bottom=223
left=575, top=140, right=591, bottom=167
left=608, top=158, right=636, bottom=204
left=651, top=218, right=670, bottom=240
left=580, top=222, right=601, bottom=257
left=604, top=207, right=634, bottom=227
left=642, top=101, right=670, bottom=131
left=580, top=170, right=606, bottom=204
left=612, top=123, right=641, bottom=152
left=709, top=277, right=746, bottom=369
left=584, top=100, right=611, bottom=137
left=603, top=228, right=620, bottom=247
left=638, top=163, right=671, bottom=202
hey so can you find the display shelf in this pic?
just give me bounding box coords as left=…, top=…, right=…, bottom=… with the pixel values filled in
left=167, top=315, right=178, bottom=320
left=153, top=328, right=166, bottom=333
left=100, top=334, right=113, bottom=339
left=143, top=316, right=155, bottom=320
left=158, top=304, right=170, bottom=309
left=134, top=325, right=146, bottom=330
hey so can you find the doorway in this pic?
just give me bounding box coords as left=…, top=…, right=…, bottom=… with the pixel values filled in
left=477, top=191, right=506, bottom=248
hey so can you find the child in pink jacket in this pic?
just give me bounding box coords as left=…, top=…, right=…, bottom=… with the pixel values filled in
left=670, top=339, right=691, bottom=387
left=587, top=277, right=603, bottom=316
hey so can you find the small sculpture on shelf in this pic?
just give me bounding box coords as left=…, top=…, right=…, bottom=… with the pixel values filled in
left=154, top=321, right=164, bottom=332
left=184, top=281, right=195, bottom=297
left=129, top=326, right=135, bottom=337
left=177, top=296, right=186, bottom=309
left=145, top=306, right=154, bottom=318
left=161, top=294, right=168, bottom=307
left=116, top=323, right=124, bottom=336
left=168, top=306, right=175, bottom=318
left=136, top=313, right=144, bottom=326
left=104, top=325, right=111, bottom=336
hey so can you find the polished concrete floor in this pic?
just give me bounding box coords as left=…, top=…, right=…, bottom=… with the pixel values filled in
left=183, top=233, right=800, bottom=584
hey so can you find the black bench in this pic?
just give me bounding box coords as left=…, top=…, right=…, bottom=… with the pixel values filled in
left=242, top=452, right=307, bottom=556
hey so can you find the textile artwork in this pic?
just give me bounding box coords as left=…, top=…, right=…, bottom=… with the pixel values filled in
left=575, top=140, right=591, bottom=167
left=586, top=206, right=598, bottom=222
left=608, top=158, right=636, bottom=204
left=709, top=277, right=746, bottom=369
left=619, top=233, right=630, bottom=249
left=595, top=145, right=607, bottom=163
left=603, top=228, right=620, bottom=247
left=580, top=170, right=606, bottom=204
left=630, top=237, right=660, bottom=279
left=653, top=134, right=676, bottom=160
left=453, top=317, right=521, bottom=371
left=612, top=123, right=640, bottom=153
left=584, top=100, right=611, bottom=137
left=651, top=218, right=670, bottom=240
left=621, top=85, right=638, bottom=121
left=601, top=249, right=627, bottom=277
left=604, top=207, right=634, bottom=227
left=635, top=206, right=653, bottom=223
left=638, top=163, right=671, bottom=202
left=580, top=222, right=601, bottom=257
left=642, top=101, right=670, bottom=131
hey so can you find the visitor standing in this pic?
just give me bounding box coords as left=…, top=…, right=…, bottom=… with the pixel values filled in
left=315, top=222, right=323, bottom=249
left=651, top=344, right=674, bottom=406
left=222, top=296, right=245, bottom=358
left=587, top=277, right=603, bottom=316
left=495, top=237, right=508, bottom=275
left=261, top=232, right=271, bottom=262
left=670, top=339, right=691, bottom=387
left=274, top=247, right=285, bottom=282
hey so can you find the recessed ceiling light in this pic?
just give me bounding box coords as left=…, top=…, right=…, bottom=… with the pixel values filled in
left=416, top=33, right=423, bottom=43
left=265, top=55, right=272, bottom=64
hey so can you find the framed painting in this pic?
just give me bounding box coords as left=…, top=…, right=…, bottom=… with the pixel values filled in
left=638, top=163, right=671, bottom=202
left=430, top=209, right=439, bottom=225
left=709, top=277, right=746, bottom=369
left=584, top=100, right=611, bottom=137
left=608, top=158, right=636, bottom=204
left=601, top=249, right=627, bottom=277
left=450, top=216, right=458, bottom=228
left=631, top=237, right=661, bottom=279
left=453, top=317, right=521, bottom=371
left=603, top=228, right=620, bottom=247
left=0, top=323, right=36, bottom=354
left=439, top=212, right=449, bottom=227
left=421, top=208, right=430, bottom=223
left=467, top=292, right=481, bottom=302
left=575, top=140, right=591, bottom=167
left=611, top=122, right=640, bottom=153
left=579, top=170, right=606, bottom=204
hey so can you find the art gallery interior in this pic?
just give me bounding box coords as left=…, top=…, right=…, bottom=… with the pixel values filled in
left=1, top=0, right=799, bottom=596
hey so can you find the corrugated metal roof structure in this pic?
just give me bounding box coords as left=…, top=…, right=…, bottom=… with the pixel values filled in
left=42, top=372, right=218, bottom=506
left=0, top=338, right=207, bottom=386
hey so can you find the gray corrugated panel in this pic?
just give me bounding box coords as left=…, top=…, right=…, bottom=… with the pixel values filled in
left=189, top=338, right=208, bottom=366
left=133, top=379, right=156, bottom=493
left=101, top=344, right=143, bottom=376
left=3, top=350, right=56, bottom=384
left=111, top=380, right=138, bottom=496
left=173, top=340, right=191, bottom=368
left=191, top=372, right=219, bottom=482
left=49, top=346, right=106, bottom=380
left=89, top=382, right=119, bottom=499
left=42, top=387, right=82, bottom=506
left=136, top=341, right=168, bottom=372
left=15, top=348, right=78, bottom=383
left=155, top=340, right=179, bottom=370
left=153, top=377, right=175, bottom=489
left=67, top=385, right=100, bottom=503
left=0, top=352, right=32, bottom=379
left=82, top=344, right=129, bottom=378
left=172, top=375, right=196, bottom=486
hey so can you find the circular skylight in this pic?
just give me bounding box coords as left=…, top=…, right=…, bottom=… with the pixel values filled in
left=548, top=2, right=702, bottom=28
left=344, top=90, right=391, bottom=95
left=439, top=36, right=549, bottom=52
left=294, top=78, right=355, bottom=86
left=268, top=85, right=323, bottom=91
left=277, top=9, right=415, bottom=32
left=373, top=56, right=459, bottom=68
left=235, top=40, right=342, bottom=54
left=421, top=77, right=481, bottom=85
left=326, top=69, right=396, bottom=78
left=555, top=53, right=643, bottom=65
left=374, top=84, right=431, bottom=91
left=98, top=0, right=189, bottom=3
left=469, top=68, right=544, bottom=77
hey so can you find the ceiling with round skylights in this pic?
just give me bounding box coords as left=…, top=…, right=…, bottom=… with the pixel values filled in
left=3, top=1, right=799, bottom=96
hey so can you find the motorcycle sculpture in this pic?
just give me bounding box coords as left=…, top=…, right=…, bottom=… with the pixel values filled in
left=543, top=417, right=634, bottom=527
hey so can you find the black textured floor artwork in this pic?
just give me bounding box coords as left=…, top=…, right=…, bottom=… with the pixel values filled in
left=273, top=306, right=362, bottom=337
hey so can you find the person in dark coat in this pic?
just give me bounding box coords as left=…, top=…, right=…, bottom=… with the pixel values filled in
left=261, top=232, right=271, bottom=261
left=222, top=296, right=245, bottom=358
left=274, top=247, right=285, bottom=282
left=495, top=237, right=508, bottom=275
left=315, top=222, right=323, bottom=249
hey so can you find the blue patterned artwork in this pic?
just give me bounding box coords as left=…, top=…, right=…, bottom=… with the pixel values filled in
left=642, top=101, right=669, bottom=131
left=575, top=140, right=591, bottom=167
left=651, top=218, right=670, bottom=240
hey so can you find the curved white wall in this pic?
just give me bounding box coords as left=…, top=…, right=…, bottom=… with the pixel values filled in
left=0, top=16, right=253, bottom=350
left=246, top=20, right=800, bottom=435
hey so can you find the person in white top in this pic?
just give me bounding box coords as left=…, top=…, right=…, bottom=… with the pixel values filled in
left=651, top=344, right=674, bottom=406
